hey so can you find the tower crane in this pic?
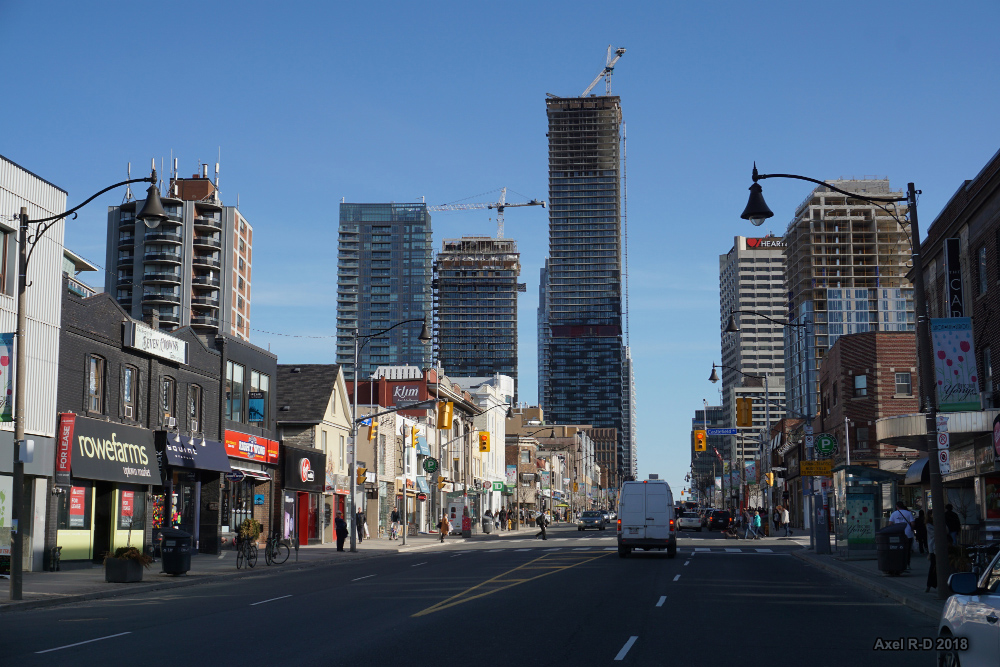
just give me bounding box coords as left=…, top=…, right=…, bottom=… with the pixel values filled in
left=581, top=46, right=626, bottom=97
left=427, top=187, right=545, bottom=239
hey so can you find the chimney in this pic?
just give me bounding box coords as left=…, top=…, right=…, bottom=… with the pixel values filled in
left=144, top=310, right=160, bottom=329
left=202, top=164, right=208, bottom=178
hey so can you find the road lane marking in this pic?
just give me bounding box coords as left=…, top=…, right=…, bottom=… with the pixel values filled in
left=725, top=548, right=741, bottom=553
left=672, top=574, right=681, bottom=582
left=516, top=548, right=531, bottom=551
left=544, top=547, right=562, bottom=551
left=37, top=632, right=132, bottom=653
left=656, top=596, right=666, bottom=607
left=351, top=574, right=376, bottom=581
left=755, top=548, right=773, bottom=553
left=684, top=560, right=690, bottom=566
left=573, top=547, right=590, bottom=551
left=604, top=547, right=616, bottom=551
left=695, top=548, right=710, bottom=552
left=614, top=636, right=638, bottom=661
left=451, top=554, right=463, bottom=558
left=250, top=594, right=292, bottom=606
left=411, top=562, right=428, bottom=567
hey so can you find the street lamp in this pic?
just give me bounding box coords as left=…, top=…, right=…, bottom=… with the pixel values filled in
left=740, top=164, right=948, bottom=594
left=8, top=162, right=163, bottom=601
left=349, top=318, right=431, bottom=552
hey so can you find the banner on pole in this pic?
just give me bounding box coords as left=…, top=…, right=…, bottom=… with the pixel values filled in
left=931, top=318, right=980, bottom=412
left=0, top=333, right=12, bottom=422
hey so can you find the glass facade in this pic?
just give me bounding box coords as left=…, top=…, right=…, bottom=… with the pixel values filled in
left=336, top=203, right=433, bottom=379
left=541, top=96, right=627, bottom=475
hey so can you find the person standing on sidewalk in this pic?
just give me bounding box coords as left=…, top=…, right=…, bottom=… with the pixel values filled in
left=925, top=512, right=937, bottom=593
left=390, top=508, right=401, bottom=540
left=355, top=509, right=365, bottom=543
left=439, top=512, right=450, bottom=543
left=780, top=505, right=791, bottom=537
left=944, top=504, right=961, bottom=545
left=535, top=511, right=548, bottom=540
left=335, top=512, right=348, bottom=552
left=889, top=501, right=915, bottom=567
left=914, top=510, right=928, bottom=554
left=499, top=508, right=507, bottom=530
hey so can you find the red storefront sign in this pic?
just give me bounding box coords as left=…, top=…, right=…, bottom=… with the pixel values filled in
left=69, top=486, right=86, bottom=528
left=56, top=413, right=76, bottom=487
left=121, top=490, right=134, bottom=520
left=224, top=430, right=279, bottom=464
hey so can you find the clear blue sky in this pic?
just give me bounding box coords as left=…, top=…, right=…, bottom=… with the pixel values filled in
left=4, top=1, right=1000, bottom=498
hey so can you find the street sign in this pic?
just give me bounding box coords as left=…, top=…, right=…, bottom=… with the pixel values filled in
left=939, top=449, right=951, bottom=474
left=417, top=492, right=427, bottom=502
left=225, top=470, right=245, bottom=481
left=423, top=457, right=439, bottom=473
left=804, top=425, right=814, bottom=435
left=937, top=415, right=950, bottom=432
left=800, top=460, right=833, bottom=477
left=937, top=432, right=950, bottom=449
left=707, top=428, right=737, bottom=436
left=815, top=434, right=837, bottom=455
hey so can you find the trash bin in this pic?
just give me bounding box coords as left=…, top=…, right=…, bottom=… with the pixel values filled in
left=482, top=517, right=493, bottom=534
left=160, top=527, right=192, bottom=575
left=875, top=522, right=910, bottom=576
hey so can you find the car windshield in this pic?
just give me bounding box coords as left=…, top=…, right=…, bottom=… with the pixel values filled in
left=582, top=512, right=602, bottom=517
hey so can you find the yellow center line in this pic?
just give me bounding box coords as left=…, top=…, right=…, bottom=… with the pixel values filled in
left=412, top=552, right=610, bottom=617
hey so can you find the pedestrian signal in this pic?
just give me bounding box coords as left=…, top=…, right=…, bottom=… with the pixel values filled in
left=356, top=466, right=367, bottom=485
left=736, top=397, right=753, bottom=428
left=437, top=401, right=454, bottom=429
left=478, top=431, right=490, bottom=452
left=694, top=430, right=707, bottom=451
left=367, top=420, right=378, bottom=441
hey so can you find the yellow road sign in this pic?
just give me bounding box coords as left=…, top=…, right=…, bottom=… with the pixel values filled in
left=800, top=460, right=833, bottom=477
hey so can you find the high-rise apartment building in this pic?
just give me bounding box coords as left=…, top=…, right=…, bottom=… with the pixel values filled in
left=539, top=95, right=626, bottom=473
left=691, top=404, right=725, bottom=504
left=719, top=235, right=787, bottom=462
left=622, top=346, right=637, bottom=479
left=106, top=163, right=252, bottom=340
left=783, top=180, right=914, bottom=419
left=336, top=203, right=433, bottom=380
left=434, top=237, right=522, bottom=394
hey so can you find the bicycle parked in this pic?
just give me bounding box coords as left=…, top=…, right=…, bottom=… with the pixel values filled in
left=264, top=529, right=290, bottom=566
left=967, top=540, right=1000, bottom=578
left=235, top=532, right=258, bottom=570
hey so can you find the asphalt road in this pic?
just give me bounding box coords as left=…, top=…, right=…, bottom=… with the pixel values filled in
left=2, top=526, right=937, bottom=666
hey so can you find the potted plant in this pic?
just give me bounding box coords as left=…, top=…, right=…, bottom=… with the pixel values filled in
left=239, top=518, right=262, bottom=543
left=104, top=546, right=153, bottom=583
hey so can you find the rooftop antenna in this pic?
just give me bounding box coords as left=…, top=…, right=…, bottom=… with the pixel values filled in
left=172, top=157, right=179, bottom=197
left=124, top=162, right=133, bottom=202
left=214, top=162, right=220, bottom=203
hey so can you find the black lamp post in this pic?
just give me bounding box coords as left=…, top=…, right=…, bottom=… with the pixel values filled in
left=740, top=164, right=949, bottom=594
left=8, top=163, right=163, bottom=600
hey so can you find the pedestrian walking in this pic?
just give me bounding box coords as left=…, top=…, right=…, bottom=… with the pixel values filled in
left=439, top=512, right=450, bottom=542
left=499, top=508, right=507, bottom=530
left=889, top=501, right=915, bottom=566
left=780, top=505, right=792, bottom=537
left=914, top=510, right=928, bottom=554
left=355, top=510, right=365, bottom=543
left=925, top=512, right=937, bottom=593
left=944, top=504, right=961, bottom=545
left=335, top=512, right=348, bottom=552
left=752, top=511, right=763, bottom=539
left=390, top=508, right=401, bottom=540
left=535, top=511, right=548, bottom=540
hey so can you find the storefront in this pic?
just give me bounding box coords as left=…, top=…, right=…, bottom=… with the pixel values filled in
left=324, top=472, right=350, bottom=543
left=55, top=414, right=160, bottom=563
left=222, top=429, right=279, bottom=541
left=282, top=445, right=327, bottom=546
left=153, top=433, right=232, bottom=553
left=1, top=432, right=55, bottom=574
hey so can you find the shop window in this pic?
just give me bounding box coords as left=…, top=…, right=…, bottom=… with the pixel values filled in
left=321, top=429, right=328, bottom=456
left=162, top=376, right=176, bottom=425
left=854, top=374, right=867, bottom=397
left=189, top=384, right=203, bottom=433
left=249, top=370, right=269, bottom=425
left=226, top=360, right=245, bottom=421
left=122, top=365, right=137, bottom=419
left=57, top=483, right=92, bottom=530
left=117, top=488, right=146, bottom=530
left=895, top=372, right=912, bottom=396
left=225, top=478, right=256, bottom=533
left=87, top=355, right=105, bottom=413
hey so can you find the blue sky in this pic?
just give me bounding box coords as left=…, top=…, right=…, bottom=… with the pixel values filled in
left=3, top=1, right=1000, bottom=498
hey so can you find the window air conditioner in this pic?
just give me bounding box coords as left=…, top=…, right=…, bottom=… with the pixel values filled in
left=124, top=405, right=133, bottom=419
left=167, top=416, right=177, bottom=428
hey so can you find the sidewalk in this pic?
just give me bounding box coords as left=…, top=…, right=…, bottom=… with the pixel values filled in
left=793, top=549, right=945, bottom=621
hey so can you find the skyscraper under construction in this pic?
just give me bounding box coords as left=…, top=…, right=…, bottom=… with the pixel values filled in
left=539, top=94, right=631, bottom=477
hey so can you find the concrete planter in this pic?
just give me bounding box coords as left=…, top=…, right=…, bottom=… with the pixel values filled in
left=105, top=557, right=144, bottom=583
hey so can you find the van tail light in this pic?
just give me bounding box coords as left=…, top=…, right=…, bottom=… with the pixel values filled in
left=617, top=519, right=621, bottom=532
left=669, top=519, right=674, bottom=526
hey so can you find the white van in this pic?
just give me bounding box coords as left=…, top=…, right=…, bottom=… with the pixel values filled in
left=616, top=479, right=676, bottom=558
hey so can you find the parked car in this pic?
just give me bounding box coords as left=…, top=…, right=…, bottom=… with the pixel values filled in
left=707, top=510, right=732, bottom=531
left=601, top=511, right=612, bottom=525
left=678, top=511, right=702, bottom=531
left=578, top=511, right=607, bottom=531
left=938, top=551, right=1000, bottom=666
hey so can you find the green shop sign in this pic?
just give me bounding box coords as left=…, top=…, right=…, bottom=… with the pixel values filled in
left=422, top=457, right=439, bottom=473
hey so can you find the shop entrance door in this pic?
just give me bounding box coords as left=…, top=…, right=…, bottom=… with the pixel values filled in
left=297, top=492, right=309, bottom=547
left=92, top=482, right=114, bottom=564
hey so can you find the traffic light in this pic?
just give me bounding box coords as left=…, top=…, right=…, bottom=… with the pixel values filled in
left=411, top=425, right=419, bottom=446
left=356, top=466, right=367, bottom=485
left=736, top=397, right=753, bottom=428
left=694, top=430, right=707, bottom=452
left=478, top=431, right=490, bottom=453
left=367, top=420, right=378, bottom=441
left=764, top=472, right=774, bottom=487
left=438, top=479, right=446, bottom=490
left=437, top=401, right=454, bottom=429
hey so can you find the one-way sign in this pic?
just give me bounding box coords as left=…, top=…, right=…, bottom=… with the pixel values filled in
left=707, top=428, right=737, bottom=436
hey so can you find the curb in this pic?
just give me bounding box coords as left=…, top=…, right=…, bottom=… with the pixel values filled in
left=0, top=548, right=402, bottom=615
left=792, top=550, right=943, bottom=621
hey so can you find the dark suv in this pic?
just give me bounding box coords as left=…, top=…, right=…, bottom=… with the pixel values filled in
left=707, top=510, right=732, bottom=531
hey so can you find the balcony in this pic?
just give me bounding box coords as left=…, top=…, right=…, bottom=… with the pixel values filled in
left=191, top=295, right=220, bottom=309
left=117, top=254, right=135, bottom=264
left=117, top=275, right=134, bottom=286
left=192, top=275, right=220, bottom=289
left=193, top=235, right=222, bottom=249
left=118, top=235, right=136, bottom=248
left=193, top=255, right=221, bottom=270
left=118, top=215, right=136, bottom=229
left=142, top=292, right=181, bottom=305
left=191, top=315, right=220, bottom=327
left=142, top=272, right=182, bottom=285
left=144, top=231, right=183, bottom=244
left=117, top=296, right=132, bottom=308
left=144, top=252, right=182, bottom=264
left=193, top=216, right=222, bottom=231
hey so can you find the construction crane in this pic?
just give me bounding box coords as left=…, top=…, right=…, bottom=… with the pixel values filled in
left=428, top=188, right=545, bottom=239
left=581, top=46, right=626, bottom=97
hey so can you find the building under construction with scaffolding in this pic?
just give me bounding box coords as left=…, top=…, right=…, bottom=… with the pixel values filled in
left=434, top=237, right=523, bottom=395
left=539, top=94, right=631, bottom=479
left=783, top=178, right=915, bottom=419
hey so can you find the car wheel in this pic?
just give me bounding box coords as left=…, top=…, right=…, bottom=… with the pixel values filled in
left=578, top=527, right=583, bottom=531
left=937, top=630, right=961, bottom=667
left=698, top=527, right=702, bottom=532
left=666, top=541, right=677, bottom=559
left=618, top=546, right=630, bottom=559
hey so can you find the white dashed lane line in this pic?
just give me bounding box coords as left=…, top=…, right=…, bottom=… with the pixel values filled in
left=411, top=562, right=427, bottom=567
left=250, top=595, right=292, bottom=606
left=36, top=633, right=131, bottom=654
left=672, top=574, right=681, bottom=582
left=351, top=574, right=376, bottom=581
left=656, top=596, right=666, bottom=607
left=614, top=636, right=638, bottom=661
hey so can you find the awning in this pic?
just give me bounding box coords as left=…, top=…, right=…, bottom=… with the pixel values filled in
left=158, top=433, right=231, bottom=473
left=904, top=458, right=930, bottom=486
left=416, top=436, right=430, bottom=456
left=416, top=476, right=430, bottom=494
left=876, top=410, right=1000, bottom=450
left=228, top=466, right=272, bottom=482
left=831, top=464, right=903, bottom=483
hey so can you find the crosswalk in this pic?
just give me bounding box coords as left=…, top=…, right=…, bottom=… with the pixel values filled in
left=427, top=545, right=785, bottom=555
